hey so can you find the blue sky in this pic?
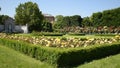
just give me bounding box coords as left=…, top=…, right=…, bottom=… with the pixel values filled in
left=0, top=0, right=120, bottom=18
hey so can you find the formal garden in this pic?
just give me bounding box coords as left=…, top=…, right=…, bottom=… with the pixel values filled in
left=0, top=33, right=120, bottom=67
left=0, top=1, right=120, bottom=68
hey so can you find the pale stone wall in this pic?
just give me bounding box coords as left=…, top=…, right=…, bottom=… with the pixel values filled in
left=21, top=24, right=28, bottom=33
left=15, top=24, right=28, bottom=33
left=0, top=25, right=4, bottom=32
left=0, top=17, right=28, bottom=33
left=0, top=25, right=28, bottom=33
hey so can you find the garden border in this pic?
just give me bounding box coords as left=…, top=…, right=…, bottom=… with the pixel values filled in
left=0, top=38, right=120, bottom=67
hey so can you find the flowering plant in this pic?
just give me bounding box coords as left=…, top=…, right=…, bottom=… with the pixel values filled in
left=0, top=33, right=119, bottom=48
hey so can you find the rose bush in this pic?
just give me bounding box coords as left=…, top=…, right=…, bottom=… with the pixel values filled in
left=0, top=33, right=119, bottom=48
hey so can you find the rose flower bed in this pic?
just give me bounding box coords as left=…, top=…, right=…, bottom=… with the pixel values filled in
left=0, top=33, right=120, bottom=48
left=0, top=33, right=120, bottom=67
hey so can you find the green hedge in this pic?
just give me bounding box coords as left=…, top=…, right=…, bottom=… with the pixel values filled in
left=0, top=38, right=60, bottom=66
left=67, top=33, right=85, bottom=36
left=32, top=32, right=65, bottom=36
left=94, top=34, right=117, bottom=36
left=0, top=38, right=120, bottom=67
left=57, top=43, right=120, bottom=67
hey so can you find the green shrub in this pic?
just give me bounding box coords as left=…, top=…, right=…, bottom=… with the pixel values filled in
left=0, top=38, right=61, bottom=66
left=57, top=43, right=120, bottom=67
left=67, top=33, right=85, bottom=36
left=95, top=34, right=116, bottom=36
left=32, top=32, right=65, bottom=36
left=0, top=38, right=120, bottom=67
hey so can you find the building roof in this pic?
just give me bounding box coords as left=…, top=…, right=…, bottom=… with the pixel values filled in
left=43, top=14, right=54, bottom=17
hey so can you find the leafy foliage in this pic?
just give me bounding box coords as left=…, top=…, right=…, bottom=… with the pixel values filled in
left=70, top=15, right=82, bottom=26
left=32, top=32, right=64, bottom=36
left=90, top=7, right=120, bottom=27
left=82, top=17, right=92, bottom=27
left=53, top=15, right=64, bottom=29
left=0, top=15, right=9, bottom=25
left=41, top=21, right=53, bottom=32
left=53, top=15, right=82, bottom=29
left=53, top=7, right=120, bottom=33
left=15, top=1, right=43, bottom=32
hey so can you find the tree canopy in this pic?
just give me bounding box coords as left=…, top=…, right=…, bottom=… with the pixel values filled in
left=81, top=7, right=120, bottom=27
left=53, top=15, right=82, bottom=29
left=90, top=7, right=120, bottom=27
left=82, top=17, right=92, bottom=27
left=15, top=1, right=43, bottom=32
left=41, top=21, right=53, bottom=32
left=0, top=15, right=9, bottom=25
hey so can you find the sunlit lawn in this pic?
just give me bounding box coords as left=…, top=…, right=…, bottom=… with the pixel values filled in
left=77, top=53, right=120, bottom=68
left=0, top=45, right=53, bottom=68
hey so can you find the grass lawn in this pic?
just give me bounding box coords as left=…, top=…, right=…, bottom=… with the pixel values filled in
left=77, top=53, right=120, bottom=68
left=0, top=45, right=53, bottom=68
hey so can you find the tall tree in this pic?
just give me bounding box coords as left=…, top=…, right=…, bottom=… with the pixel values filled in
left=61, top=16, right=71, bottom=27
left=15, top=1, right=43, bottom=32
left=82, top=17, right=92, bottom=27
left=53, top=15, right=82, bottom=29
left=53, top=15, right=64, bottom=29
left=90, top=7, right=120, bottom=27
left=91, top=12, right=102, bottom=27
left=0, top=15, right=9, bottom=25
left=102, top=8, right=120, bottom=26
left=41, top=21, right=53, bottom=32
left=70, top=15, right=82, bottom=26
left=55, top=15, right=64, bottom=22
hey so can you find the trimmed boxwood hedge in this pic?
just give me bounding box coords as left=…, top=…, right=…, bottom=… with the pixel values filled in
left=94, top=34, right=116, bottom=36
left=67, top=33, right=85, bottom=36
left=0, top=38, right=120, bottom=67
left=32, top=32, right=65, bottom=36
